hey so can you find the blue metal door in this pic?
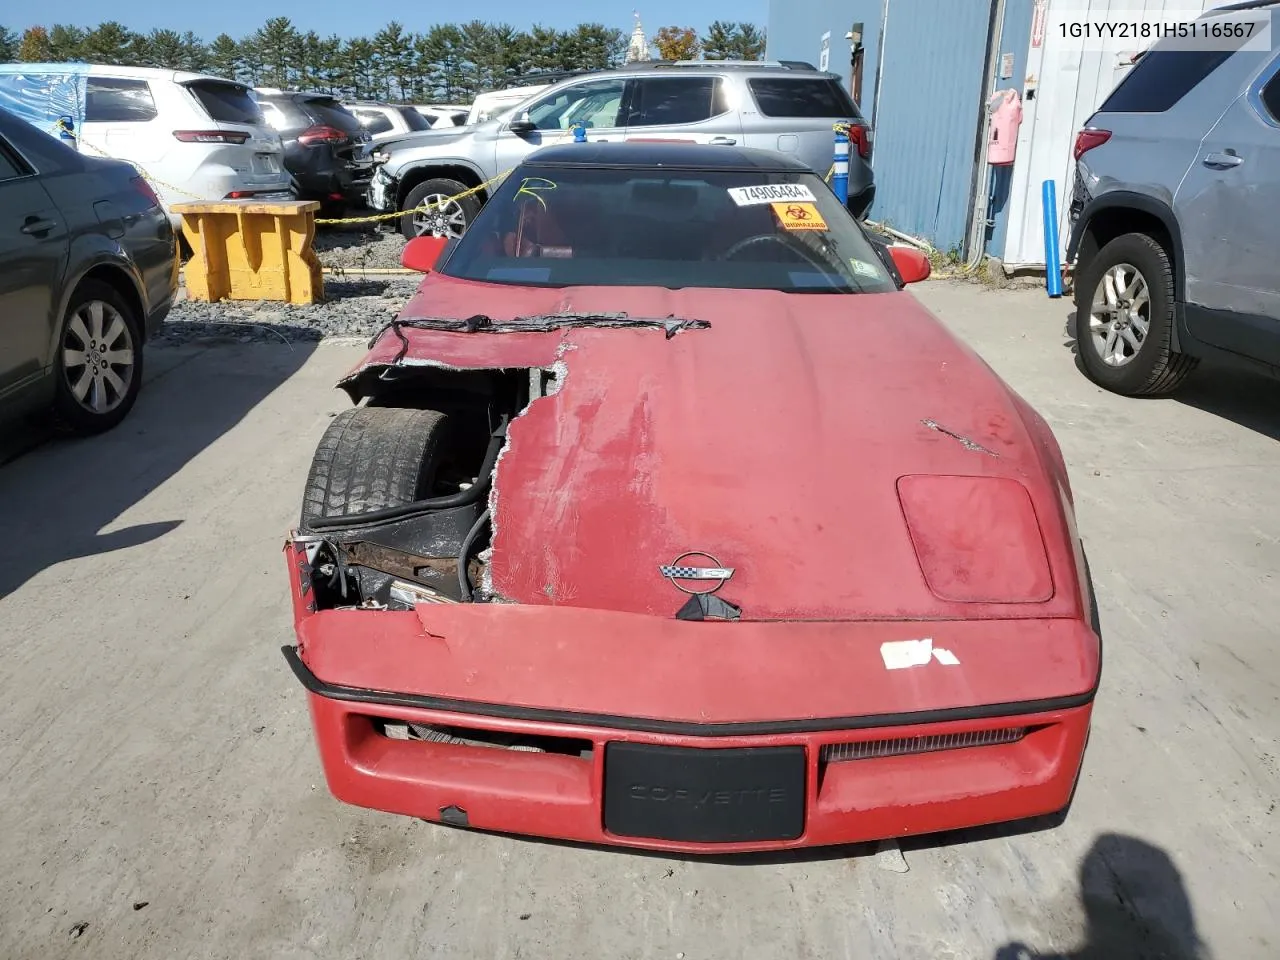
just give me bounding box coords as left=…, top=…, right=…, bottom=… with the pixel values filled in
left=869, top=0, right=995, bottom=251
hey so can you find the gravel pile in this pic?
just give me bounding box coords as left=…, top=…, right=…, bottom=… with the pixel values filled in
left=313, top=225, right=407, bottom=270
left=157, top=277, right=420, bottom=345
left=154, top=224, right=421, bottom=345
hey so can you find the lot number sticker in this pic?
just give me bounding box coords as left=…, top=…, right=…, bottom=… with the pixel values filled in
left=727, top=183, right=816, bottom=206
left=771, top=201, right=828, bottom=231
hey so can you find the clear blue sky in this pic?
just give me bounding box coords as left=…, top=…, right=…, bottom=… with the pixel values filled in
left=8, top=2, right=770, bottom=41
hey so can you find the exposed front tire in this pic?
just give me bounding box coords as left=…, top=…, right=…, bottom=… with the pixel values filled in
left=1072, top=232, right=1197, bottom=396
left=399, top=178, right=480, bottom=241
left=52, top=279, right=144, bottom=435
left=299, top=406, right=451, bottom=530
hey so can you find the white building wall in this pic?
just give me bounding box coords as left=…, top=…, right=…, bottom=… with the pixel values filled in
left=1001, top=0, right=1223, bottom=269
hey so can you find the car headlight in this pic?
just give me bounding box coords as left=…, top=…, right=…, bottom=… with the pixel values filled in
left=896, top=475, right=1053, bottom=603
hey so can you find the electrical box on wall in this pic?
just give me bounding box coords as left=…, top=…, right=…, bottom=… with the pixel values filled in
left=987, top=88, right=1022, bottom=165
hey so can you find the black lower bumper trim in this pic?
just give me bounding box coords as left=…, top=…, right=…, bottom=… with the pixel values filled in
left=604, top=742, right=806, bottom=842
left=282, top=645, right=1097, bottom=738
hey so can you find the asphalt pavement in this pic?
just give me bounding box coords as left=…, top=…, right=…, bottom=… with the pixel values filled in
left=1, top=281, right=1277, bottom=960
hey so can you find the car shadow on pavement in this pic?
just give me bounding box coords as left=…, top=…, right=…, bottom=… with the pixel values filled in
left=1064, top=310, right=1280, bottom=440
left=451, top=808, right=1073, bottom=868
left=1172, top=361, right=1280, bottom=442
left=0, top=340, right=316, bottom=601
left=992, top=833, right=1205, bottom=960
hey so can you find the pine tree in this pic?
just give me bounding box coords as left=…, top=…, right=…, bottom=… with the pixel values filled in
left=731, top=23, right=766, bottom=60
left=372, top=22, right=413, bottom=100
left=700, top=21, right=735, bottom=61
left=458, top=20, right=498, bottom=94
left=298, top=31, right=324, bottom=92
left=568, top=24, right=626, bottom=70
left=145, top=29, right=186, bottom=69
left=317, top=34, right=345, bottom=95
left=180, top=31, right=207, bottom=72
left=524, top=25, right=563, bottom=74
left=701, top=21, right=766, bottom=61
left=81, top=21, right=137, bottom=65
left=342, top=37, right=377, bottom=100
left=237, top=35, right=265, bottom=86
left=4, top=18, right=761, bottom=96
left=254, top=17, right=301, bottom=89
left=206, top=33, right=241, bottom=82
left=47, top=25, right=87, bottom=62
left=490, top=23, right=523, bottom=85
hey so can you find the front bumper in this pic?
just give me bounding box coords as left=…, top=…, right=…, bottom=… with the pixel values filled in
left=288, top=647, right=1090, bottom=853
left=285, top=550, right=1098, bottom=854
left=366, top=166, right=396, bottom=212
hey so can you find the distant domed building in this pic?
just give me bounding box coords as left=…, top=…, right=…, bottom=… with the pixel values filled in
left=625, top=12, right=652, bottom=63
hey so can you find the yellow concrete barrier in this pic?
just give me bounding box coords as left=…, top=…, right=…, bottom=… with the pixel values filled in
left=173, top=200, right=323, bottom=304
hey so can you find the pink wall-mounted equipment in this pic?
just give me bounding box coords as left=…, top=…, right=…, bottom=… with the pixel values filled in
left=987, top=88, right=1022, bottom=166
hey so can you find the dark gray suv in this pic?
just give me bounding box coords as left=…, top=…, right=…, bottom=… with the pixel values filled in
left=367, top=61, right=876, bottom=240
left=0, top=105, right=177, bottom=434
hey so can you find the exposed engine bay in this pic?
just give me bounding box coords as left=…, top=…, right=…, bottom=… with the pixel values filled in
left=296, top=360, right=559, bottom=611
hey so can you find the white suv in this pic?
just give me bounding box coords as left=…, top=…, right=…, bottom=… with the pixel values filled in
left=345, top=101, right=434, bottom=144
left=0, top=64, right=292, bottom=227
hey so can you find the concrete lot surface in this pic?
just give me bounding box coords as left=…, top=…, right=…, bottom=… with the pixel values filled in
left=1, top=281, right=1277, bottom=960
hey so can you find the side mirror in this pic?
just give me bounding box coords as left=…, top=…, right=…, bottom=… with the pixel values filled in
left=401, top=235, right=449, bottom=273
left=889, top=245, right=932, bottom=285
left=507, top=112, right=535, bottom=134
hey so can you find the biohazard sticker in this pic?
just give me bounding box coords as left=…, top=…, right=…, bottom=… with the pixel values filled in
left=771, top=201, right=828, bottom=231
left=727, top=183, right=816, bottom=206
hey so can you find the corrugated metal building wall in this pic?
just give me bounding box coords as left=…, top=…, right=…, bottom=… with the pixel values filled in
left=868, top=0, right=997, bottom=252
left=767, top=0, right=1035, bottom=255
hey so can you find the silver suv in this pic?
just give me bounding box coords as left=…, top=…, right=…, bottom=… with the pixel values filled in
left=1066, top=1, right=1280, bottom=396
left=366, top=61, right=875, bottom=240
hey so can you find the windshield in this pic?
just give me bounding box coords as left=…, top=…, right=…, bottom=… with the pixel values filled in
left=187, top=80, right=264, bottom=125
left=398, top=106, right=432, bottom=131
left=438, top=165, right=897, bottom=294
left=303, top=97, right=365, bottom=135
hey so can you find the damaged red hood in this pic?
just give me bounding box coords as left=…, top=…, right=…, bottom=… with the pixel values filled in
left=343, top=275, right=1079, bottom=621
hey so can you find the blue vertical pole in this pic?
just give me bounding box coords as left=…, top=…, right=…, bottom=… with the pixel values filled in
left=1042, top=179, right=1063, bottom=298
left=832, top=125, right=850, bottom=206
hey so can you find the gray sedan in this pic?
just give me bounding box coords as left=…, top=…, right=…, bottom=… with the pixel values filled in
left=0, top=105, right=177, bottom=434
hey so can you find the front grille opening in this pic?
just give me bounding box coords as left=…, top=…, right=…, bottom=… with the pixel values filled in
left=376, top=720, right=593, bottom=760
left=821, top=726, right=1030, bottom=763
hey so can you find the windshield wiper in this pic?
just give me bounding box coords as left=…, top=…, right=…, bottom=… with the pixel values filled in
left=371, top=312, right=710, bottom=375
left=382, top=312, right=707, bottom=338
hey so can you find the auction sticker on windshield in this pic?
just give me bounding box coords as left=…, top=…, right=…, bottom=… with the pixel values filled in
left=728, top=183, right=816, bottom=206
left=772, top=201, right=828, bottom=231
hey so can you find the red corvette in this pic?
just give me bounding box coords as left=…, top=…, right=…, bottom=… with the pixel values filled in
left=283, top=143, right=1099, bottom=853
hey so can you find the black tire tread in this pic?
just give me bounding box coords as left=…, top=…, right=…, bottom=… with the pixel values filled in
left=1074, top=232, right=1198, bottom=397
left=300, top=406, right=450, bottom=529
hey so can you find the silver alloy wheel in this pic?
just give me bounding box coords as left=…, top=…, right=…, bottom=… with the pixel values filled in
left=1089, top=262, right=1151, bottom=367
left=411, top=194, right=467, bottom=238
left=62, top=300, right=135, bottom=415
